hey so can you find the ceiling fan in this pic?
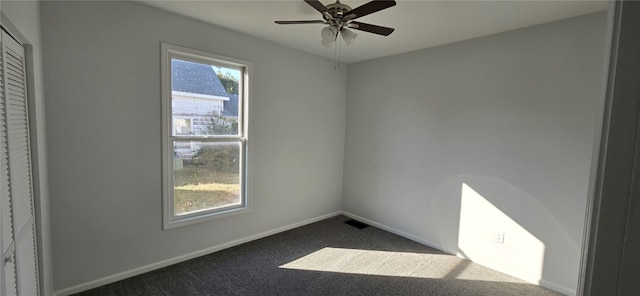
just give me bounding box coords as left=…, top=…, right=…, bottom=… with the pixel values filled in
left=275, top=0, right=396, bottom=47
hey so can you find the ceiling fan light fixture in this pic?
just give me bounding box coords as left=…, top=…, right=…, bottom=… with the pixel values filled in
left=321, top=38, right=334, bottom=48
left=341, top=28, right=357, bottom=46
left=321, top=26, right=337, bottom=42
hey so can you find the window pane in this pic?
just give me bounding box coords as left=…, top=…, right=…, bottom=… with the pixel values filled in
left=171, top=59, right=241, bottom=136
left=173, top=142, right=241, bottom=216
left=174, top=118, right=191, bottom=135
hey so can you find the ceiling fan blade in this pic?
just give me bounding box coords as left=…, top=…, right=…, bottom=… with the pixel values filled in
left=350, top=21, right=395, bottom=36
left=347, top=0, right=396, bottom=20
left=275, top=20, right=326, bottom=24
left=304, top=0, right=327, bottom=13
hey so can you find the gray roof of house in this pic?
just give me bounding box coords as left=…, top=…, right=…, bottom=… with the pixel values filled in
left=223, top=94, right=239, bottom=117
left=171, top=59, right=229, bottom=97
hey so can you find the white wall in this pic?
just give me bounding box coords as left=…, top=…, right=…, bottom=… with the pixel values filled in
left=1, top=1, right=52, bottom=295
left=40, top=1, right=346, bottom=293
left=343, top=12, right=607, bottom=295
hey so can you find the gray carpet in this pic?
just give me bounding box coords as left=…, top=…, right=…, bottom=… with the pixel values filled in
left=75, top=215, right=563, bottom=296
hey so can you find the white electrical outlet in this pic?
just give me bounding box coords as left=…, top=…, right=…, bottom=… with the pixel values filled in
left=495, top=232, right=505, bottom=244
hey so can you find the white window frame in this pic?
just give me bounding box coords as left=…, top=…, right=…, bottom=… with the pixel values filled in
left=161, top=43, right=251, bottom=230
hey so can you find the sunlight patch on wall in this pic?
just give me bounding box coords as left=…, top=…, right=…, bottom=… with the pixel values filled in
left=459, top=183, right=545, bottom=280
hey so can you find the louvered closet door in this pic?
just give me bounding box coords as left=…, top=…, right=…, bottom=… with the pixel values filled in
left=0, top=28, right=18, bottom=296
left=0, top=28, right=19, bottom=296
left=1, top=29, right=39, bottom=296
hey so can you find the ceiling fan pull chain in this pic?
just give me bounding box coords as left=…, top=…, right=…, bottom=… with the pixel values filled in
left=334, top=37, right=343, bottom=71
left=338, top=37, right=342, bottom=68
left=333, top=40, right=338, bottom=71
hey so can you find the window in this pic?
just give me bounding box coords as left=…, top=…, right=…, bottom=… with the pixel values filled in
left=162, top=43, right=250, bottom=229
left=173, top=118, right=192, bottom=135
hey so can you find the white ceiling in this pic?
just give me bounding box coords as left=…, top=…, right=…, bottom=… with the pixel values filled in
left=139, top=0, right=608, bottom=64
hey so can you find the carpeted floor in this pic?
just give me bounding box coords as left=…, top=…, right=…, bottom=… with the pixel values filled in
left=76, top=215, right=563, bottom=296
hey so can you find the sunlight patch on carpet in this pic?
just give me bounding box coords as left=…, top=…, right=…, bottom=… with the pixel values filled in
left=279, top=247, right=522, bottom=282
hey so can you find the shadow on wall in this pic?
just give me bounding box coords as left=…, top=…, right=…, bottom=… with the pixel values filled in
left=430, top=176, right=581, bottom=292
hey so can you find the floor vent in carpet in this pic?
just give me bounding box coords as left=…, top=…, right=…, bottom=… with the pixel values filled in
left=344, top=219, right=370, bottom=229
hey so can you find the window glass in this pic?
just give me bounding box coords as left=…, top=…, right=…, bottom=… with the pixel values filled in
left=173, top=142, right=241, bottom=215
left=173, top=118, right=191, bottom=135
left=171, top=59, right=241, bottom=136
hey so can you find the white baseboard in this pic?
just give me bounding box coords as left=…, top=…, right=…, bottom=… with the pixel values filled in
left=54, top=211, right=342, bottom=296
left=340, top=211, right=458, bottom=254
left=463, top=255, right=576, bottom=295
left=340, top=211, right=576, bottom=296
left=55, top=211, right=576, bottom=296
left=540, top=279, right=577, bottom=296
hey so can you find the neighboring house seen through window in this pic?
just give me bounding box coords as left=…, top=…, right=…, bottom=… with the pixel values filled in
left=162, top=43, right=250, bottom=229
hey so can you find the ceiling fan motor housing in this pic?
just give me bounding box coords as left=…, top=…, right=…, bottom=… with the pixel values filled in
left=325, top=2, right=352, bottom=18
left=324, top=1, right=355, bottom=32
left=275, top=0, right=396, bottom=37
